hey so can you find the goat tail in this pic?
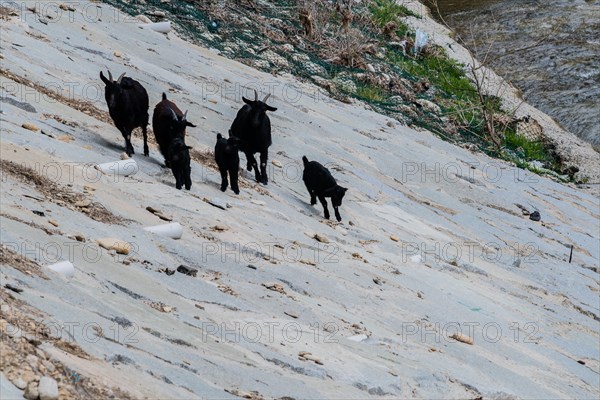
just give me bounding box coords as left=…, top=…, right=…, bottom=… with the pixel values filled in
left=302, top=155, right=309, bottom=166
left=162, top=92, right=167, bottom=101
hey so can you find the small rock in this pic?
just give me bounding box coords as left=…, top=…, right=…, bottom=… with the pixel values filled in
left=272, top=160, right=283, bottom=168
left=74, top=234, right=85, bottom=242
left=136, top=15, right=152, bottom=23
left=450, top=332, right=473, bottom=345
left=529, top=211, right=541, bottom=222
left=373, top=277, right=383, bottom=285
left=146, top=206, right=172, bottom=221
left=203, top=197, right=227, bottom=210
left=38, top=376, right=59, bottom=400
left=250, top=199, right=266, bottom=206
left=48, top=219, right=59, bottom=227
left=113, top=51, right=123, bottom=58
left=284, top=311, right=299, bottom=319
left=386, top=121, right=395, bottom=128
left=25, top=354, right=38, bottom=369
left=313, top=233, right=329, bottom=244
left=32, top=210, right=45, bottom=217
left=41, top=360, right=55, bottom=373
left=0, top=304, right=10, bottom=314
left=12, top=377, right=27, bottom=390
left=367, top=64, right=376, bottom=73
left=24, top=381, right=39, bottom=400
left=96, top=237, right=132, bottom=255
left=390, top=235, right=399, bottom=242
left=246, top=264, right=257, bottom=270
left=577, top=360, right=586, bottom=365
left=4, top=284, right=23, bottom=293
left=176, top=265, right=198, bottom=277
left=22, top=122, right=39, bottom=131
left=74, top=199, right=91, bottom=207
left=150, top=10, right=166, bottom=18
left=120, top=152, right=129, bottom=160
left=211, top=225, right=228, bottom=232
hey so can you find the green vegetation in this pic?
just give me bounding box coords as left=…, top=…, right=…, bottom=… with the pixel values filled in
left=102, top=0, right=567, bottom=180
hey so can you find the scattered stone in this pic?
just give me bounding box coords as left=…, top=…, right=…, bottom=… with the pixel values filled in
left=313, top=233, right=329, bottom=244
left=284, top=311, right=299, bottom=319
left=147, top=301, right=174, bottom=313
left=145, top=206, right=173, bottom=221
left=529, top=211, right=541, bottom=222
left=0, top=304, right=10, bottom=314
left=136, top=15, right=152, bottom=23
left=32, top=210, right=45, bottom=216
left=390, top=235, right=399, bottom=242
left=38, top=376, right=59, bottom=400
left=56, top=135, right=74, bottom=142
left=298, top=351, right=323, bottom=365
left=272, top=160, right=283, bottom=168
left=246, top=264, right=257, bottom=270
left=74, top=199, right=91, bottom=207
left=59, top=4, right=75, bottom=11
left=160, top=268, right=175, bottom=276
left=48, top=219, right=59, bottom=227
left=4, top=284, right=23, bottom=293
left=150, top=10, right=165, bottom=18
left=211, top=225, right=228, bottom=232
left=386, top=120, right=395, bottom=128
left=12, top=377, right=27, bottom=390
left=24, top=381, right=39, bottom=400
left=74, top=234, right=86, bottom=242
left=176, top=265, right=198, bottom=277
left=194, top=303, right=205, bottom=310
left=203, top=197, right=227, bottom=210
left=120, top=152, right=129, bottom=160
left=577, top=360, right=586, bottom=365
left=96, top=237, right=132, bottom=255
left=450, top=332, right=474, bottom=345
left=373, top=277, right=383, bottom=285
left=113, top=51, right=123, bottom=58
left=262, top=282, right=286, bottom=295
left=250, top=199, right=266, bottom=206
left=22, top=122, right=39, bottom=131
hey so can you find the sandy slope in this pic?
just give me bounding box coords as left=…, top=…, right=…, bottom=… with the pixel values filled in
left=1, top=1, right=599, bottom=399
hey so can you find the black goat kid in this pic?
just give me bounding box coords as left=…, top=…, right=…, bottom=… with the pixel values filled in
left=168, top=137, right=192, bottom=190
left=100, top=70, right=149, bottom=156
left=302, top=156, right=348, bottom=222
left=215, top=134, right=241, bottom=194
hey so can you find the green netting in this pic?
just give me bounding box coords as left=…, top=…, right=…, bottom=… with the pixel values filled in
left=101, top=0, right=564, bottom=176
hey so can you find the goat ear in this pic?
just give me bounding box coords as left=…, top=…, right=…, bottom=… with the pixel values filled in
left=186, top=121, right=197, bottom=128
left=242, top=96, right=253, bottom=105
left=265, top=105, right=278, bottom=112
left=100, top=71, right=110, bottom=85
left=187, top=146, right=193, bottom=150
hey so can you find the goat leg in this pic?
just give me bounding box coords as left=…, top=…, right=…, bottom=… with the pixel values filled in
left=142, top=124, right=149, bottom=157
left=259, top=151, right=268, bottom=185
left=184, top=167, right=192, bottom=190
left=318, top=195, right=330, bottom=219
left=334, top=207, right=342, bottom=222
left=219, top=167, right=229, bottom=192
left=230, top=168, right=240, bottom=195
left=122, top=129, right=135, bottom=156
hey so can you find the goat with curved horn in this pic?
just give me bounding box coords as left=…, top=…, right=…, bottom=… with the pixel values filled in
left=262, top=93, right=271, bottom=103
left=116, top=73, right=126, bottom=84
left=253, top=89, right=258, bottom=101
left=107, top=70, right=114, bottom=82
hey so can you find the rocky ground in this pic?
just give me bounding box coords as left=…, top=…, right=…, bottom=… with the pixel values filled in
left=0, top=1, right=599, bottom=399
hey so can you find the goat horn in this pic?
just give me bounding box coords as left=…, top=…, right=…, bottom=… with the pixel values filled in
left=262, top=93, right=271, bottom=103
left=183, top=110, right=188, bottom=120
left=116, top=73, right=126, bottom=84
left=253, top=89, right=258, bottom=101
left=107, top=70, right=113, bottom=82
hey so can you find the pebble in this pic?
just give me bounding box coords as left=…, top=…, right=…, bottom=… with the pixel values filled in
left=250, top=199, right=266, bottom=206
left=113, top=51, right=123, bottom=58
left=313, top=233, right=329, bottom=244
left=390, top=235, right=399, bottom=242
left=38, top=376, right=59, bottom=400
left=272, top=160, right=283, bottom=168
left=450, top=332, right=474, bottom=345
left=176, top=265, right=198, bottom=277
left=529, top=211, right=541, bottom=221
left=22, top=123, right=39, bottom=131
left=0, top=304, right=10, bottom=314
left=41, top=360, right=55, bottom=373
left=12, top=377, right=27, bottom=390
left=25, top=355, right=38, bottom=369
left=24, top=381, right=39, bottom=400
left=96, top=237, right=132, bottom=255
left=136, top=15, right=152, bottom=23
left=120, top=152, right=129, bottom=160
left=48, top=219, right=59, bottom=227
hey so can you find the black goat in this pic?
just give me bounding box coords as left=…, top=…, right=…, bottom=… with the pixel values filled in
left=100, top=70, right=149, bottom=156
left=215, top=133, right=241, bottom=194
left=229, top=90, right=277, bottom=184
left=302, top=156, right=348, bottom=222
left=152, top=93, right=196, bottom=167
left=168, top=137, right=192, bottom=190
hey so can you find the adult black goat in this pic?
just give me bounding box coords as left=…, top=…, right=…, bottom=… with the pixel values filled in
left=100, top=70, right=149, bottom=156
left=152, top=93, right=196, bottom=167
left=229, top=90, right=277, bottom=184
left=302, top=156, right=348, bottom=222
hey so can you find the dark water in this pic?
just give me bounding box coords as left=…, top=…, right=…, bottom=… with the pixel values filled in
left=430, top=0, right=600, bottom=146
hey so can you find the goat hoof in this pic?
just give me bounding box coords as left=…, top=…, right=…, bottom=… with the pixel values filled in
left=220, top=186, right=227, bottom=192
left=185, top=185, right=191, bottom=190
left=233, top=190, right=240, bottom=195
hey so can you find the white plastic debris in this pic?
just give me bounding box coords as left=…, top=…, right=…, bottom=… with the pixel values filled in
left=46, top=261, right=75, bottom=278
left=414, top=30, right=428, bottom=55
left=95, top=159, right=138, bottom=176
left=144, top=222, right=183, bottom=239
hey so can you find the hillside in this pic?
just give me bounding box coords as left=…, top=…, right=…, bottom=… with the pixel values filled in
left=1, top=1, right=599, bottom=399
